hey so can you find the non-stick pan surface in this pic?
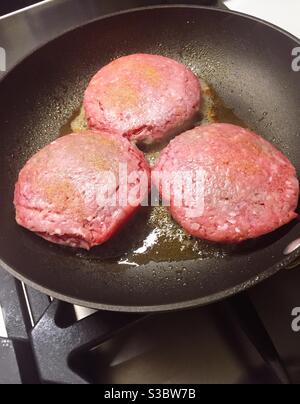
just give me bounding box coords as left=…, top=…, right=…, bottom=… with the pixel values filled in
left=0, top=6, right=299, bottom=312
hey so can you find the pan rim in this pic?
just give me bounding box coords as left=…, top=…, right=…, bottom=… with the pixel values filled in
left=0, top=4, right=300, bottom=312
left=0, top=3, right=299, bottom=84
left=0, top=247, right=299, bottom=313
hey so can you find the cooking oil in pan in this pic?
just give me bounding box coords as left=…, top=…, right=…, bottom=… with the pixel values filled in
left=59, top=80, right=245, bottom=266
left=117, top=206, right=236, bottom=266
left=198, top=79, right=248, bottom=128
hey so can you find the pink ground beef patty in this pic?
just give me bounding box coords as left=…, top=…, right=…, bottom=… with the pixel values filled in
left=153, top=123, right=299, bottom=243
left=83, top=54, right=201, bottom=144
left=14, top=132, right=150, bottom=250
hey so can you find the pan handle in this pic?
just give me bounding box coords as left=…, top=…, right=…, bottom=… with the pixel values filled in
left=286, top=257, right=300, bottom=270
left=229, top=293, right=292, bottom=384
left=284, top=239, right=300, bottom=269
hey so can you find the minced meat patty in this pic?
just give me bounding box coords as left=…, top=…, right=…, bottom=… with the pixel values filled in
left=14, top=132, right=150, bottom=249
left=83, top=54, right=201, bottom=144
left=153, top=123, right=299, bottom=243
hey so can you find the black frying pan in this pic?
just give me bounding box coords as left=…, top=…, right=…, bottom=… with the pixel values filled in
left=0, top=6, right=299, bottom=312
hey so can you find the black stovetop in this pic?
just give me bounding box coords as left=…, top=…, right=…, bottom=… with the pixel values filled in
left=0, top=0, right=43, bottom=16
left=1, top=262, right=300, bottom=384
left=0, top=0, right=222, bottom=17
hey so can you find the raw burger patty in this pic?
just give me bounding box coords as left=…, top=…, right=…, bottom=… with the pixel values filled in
left=14, top=132, right=150, bottom=250
left=153, top=123, right=299, bottom=243
left=83, top=54, right=201, bottom=144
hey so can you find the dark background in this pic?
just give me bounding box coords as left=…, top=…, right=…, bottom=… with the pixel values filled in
left=0, top=0, right=218, bottom=17
left=0, top=0, right=42, bottom=15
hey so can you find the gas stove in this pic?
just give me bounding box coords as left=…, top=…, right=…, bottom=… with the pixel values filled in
left=1, top=262, right=300, bottom=384
left=0, top=0, right=300, bottom=385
